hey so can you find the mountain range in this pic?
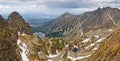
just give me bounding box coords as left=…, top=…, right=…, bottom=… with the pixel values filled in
left=30, top=7, right=120, bottom=61
left=0, top=7, right=120, bottom=61
left=40, top=7, right=120, bottom=40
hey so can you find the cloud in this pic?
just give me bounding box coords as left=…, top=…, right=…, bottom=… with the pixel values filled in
left=0, top=0, right=120, bottom=19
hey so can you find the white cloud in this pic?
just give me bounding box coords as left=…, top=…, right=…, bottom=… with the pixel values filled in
left=81, top=0, right=115, bottom=3
left=92, top=0, right=114, bottom=2
left=69, top=7, right=96, bottom=14
left=0, top=0, right=119, bottom=18
left=0, top=5, right=10, bottom=9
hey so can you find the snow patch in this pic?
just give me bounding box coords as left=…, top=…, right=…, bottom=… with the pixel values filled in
left=18, top=32, right=20, bottom=35
left=67, top=52, right=91, bottom=61
left=18, top=32, right=26, bottom=36
left=65, top=44, right=69, bottom=48
left=74, top=45, right=78, bottom=48
left=48, top=54, right=60, bottom=58
left=56, top=50, right=60, bottom=55
left=47, top=53, right=61, bottom=61
left=92, top=47, right=98, bottom=50
left=48, top=59, right=52, bottom=61
left=80, top=32, right=83, bottom=37
left=96, top=38, right=105, bottom=43
left=76, top=55, right=91, bottom=60
left=94, top=35, right=99, bottom=38
left=17, top=39, right=29, bottom=61
left=85, top=43, right=95, bottom=49
left=38, top=52, right=47, bottom=59
left=109, top=29, right=113, bottom=32
left=49, top=40, right=52, bottom=45
left=82, top=38, right=90, bottom=43
left=67, top=52, right=75, bottom=61
left=22, top=33, right=26, bottom=36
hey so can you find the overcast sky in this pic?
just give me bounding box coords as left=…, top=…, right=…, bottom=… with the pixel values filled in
left=0, top=0, right=120, bottom=19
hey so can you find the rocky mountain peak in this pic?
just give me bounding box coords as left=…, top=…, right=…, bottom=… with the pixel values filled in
left=8, top=11, right=33, bottom=35
left=63, top=12, right=71, bottom=15
left=95, top=7, right=120, bottom=13
left=10, top=11, right=20, bottom=16
left=60, top=12, right=73, bottom=18
left=8, top=11, right=24, bottom=22
left=103, top=7, right=119, bottom=10
left=0, top=14, right=22, bottom=61
left=98, top=7, right=112, bottom=10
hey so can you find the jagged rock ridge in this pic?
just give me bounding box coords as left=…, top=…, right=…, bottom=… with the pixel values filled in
left=0, top=12, right=33, bottom=61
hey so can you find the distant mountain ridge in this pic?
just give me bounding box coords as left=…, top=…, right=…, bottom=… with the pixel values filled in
left=41, top=7, right=120, bottom=40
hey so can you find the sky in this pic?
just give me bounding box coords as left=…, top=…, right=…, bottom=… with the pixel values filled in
left=0, top=0, right=120, bottom=19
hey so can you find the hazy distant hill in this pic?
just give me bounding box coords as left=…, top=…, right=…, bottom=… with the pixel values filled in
left=27, top=18, right=52, bottom=27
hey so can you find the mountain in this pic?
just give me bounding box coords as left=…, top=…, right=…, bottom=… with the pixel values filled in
left=41, top=7, right=120, bottom=40
left=43, top=12, right=77, bottom=37
left=0, top=15, right=21, bottom=61
left=1, top=7, right=120, bottom=61
left=0, top=15, right=8, bottom=27
left=22, top=7, right=120, bottom=61
left=8, top=11, right=33, bottom=35
left=84, top=28, right=120, bottom=61
left=0, top=12, right=33, bottom=61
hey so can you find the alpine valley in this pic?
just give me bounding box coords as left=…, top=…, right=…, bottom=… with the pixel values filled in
left=1, top=7, right=120, bottom=61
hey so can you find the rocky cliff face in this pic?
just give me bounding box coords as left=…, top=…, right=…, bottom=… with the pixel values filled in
left=0, top=15, right=8, bottom=27
left=0, top=12, right=33, bottom=61
left=0, top=15, right=21, bottom=61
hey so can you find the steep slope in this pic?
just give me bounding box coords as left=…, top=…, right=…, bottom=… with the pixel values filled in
left=0, top=15, right=21, bottom=61
left=0, top=12, right=33, bottom=61
left=42, top=7, right=120, bottom=40
left=45, top=12, right=77, bottom=37
left=0, top=15, right=8, bottom=28
left=8, top=11, right=33, bottom=35
left=84, top=28, right=120, bottom=61
left=81, top=7, right=120, bottom=31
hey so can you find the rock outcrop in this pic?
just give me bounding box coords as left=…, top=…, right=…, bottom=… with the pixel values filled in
left=8, top=11, right=33, bottom=35
left=0, top=15, right=21, bottom=61
left=0, top=12, right=33, bottom=61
